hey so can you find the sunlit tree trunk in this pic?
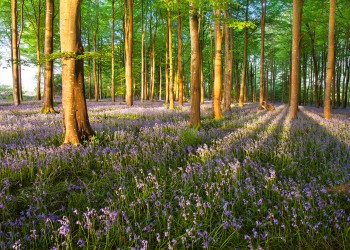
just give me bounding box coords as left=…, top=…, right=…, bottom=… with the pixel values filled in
left=159, top=64, right=162, bottom=100
left=167, top=6, right=174, bottom=110
left=11, top=0, right=20, bottom=106
left=239, top=0, right=249, bottom=107
left=60, top=0, right=94, bottom=145
left=177, top=8, right=184, bottom=107
left=42, top=0, right=56, bottom=113
left=259, top=0, right=266, bottom=109
left=189, top=5, right=201, bottom=127
left=289, top=0, right=304, bottom=119
left=324, top=0, right=335, bottom=119
left=111, top=0, right=115, bottom=102
left=213, top=9, right=223, bottom=119
left=93, top=30, right=99, bottom=102
left=124, top=0, right=133, bottom=106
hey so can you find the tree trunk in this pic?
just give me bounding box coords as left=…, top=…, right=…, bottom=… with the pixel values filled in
left=259, top=0, right=266, bottom=109
left=35, top=5, right=41, bottom=101
left=167, top=7, right=174, bottom=110
left=111, top=0, right=115, bottom=102
left=42, top=0, right=56, bottom=113
left=213, top=9, right=223, bottom=119
left=159, top=64, right=162, bottom=100
left=289, top=0, right=304, bottom=119
left=223, top=7, right=233, bottom=111
left=11, top=0, right=20, bottom=106
left=93, top=32, right=99, bottom=102
left=324, top=0, right=335, bottom=119
left=189, top=5, right=201, bottom=128
left=60, top=0, right=94, bottom=145
left=124, top=0, right=133, bottom=106
left=177, top=8, right=184, bottom=106
left=238, top=0, right=249, bottom=107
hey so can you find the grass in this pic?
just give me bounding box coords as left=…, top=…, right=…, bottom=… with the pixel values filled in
left=0, top=101, right=349, bottom=249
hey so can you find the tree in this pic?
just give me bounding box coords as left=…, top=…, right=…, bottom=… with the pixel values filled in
left=111, top=0, right=116, bottom=102
left=288, top=0, right=304, bottom=119
left=259, top=0, right=266, bottom=109
left=189, top=4, right=200, bottom=128
left=324, top=0, right=335, bottom=119
left=223, top=5, right=233, bottom=111
left=167, top=2, right=174, bottom=110
left=11, top=0, right=21, bottom=106
left=177, top=4, right=184, bottom=107
left=238, top=0, right=249, bottom=107
left=213, top=9, right=223, bottom=119
left=42, top=0, right=56, bottom=114
left=60, top=0, right=94, bottom=145
left=124, top=0, right=133, bottom=106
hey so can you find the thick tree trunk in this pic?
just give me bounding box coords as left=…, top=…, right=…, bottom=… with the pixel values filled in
left=11, top=0, right=20, bottom=106
left=213, top=9, right=223, bottom=119
left=324, top=0, right=335, bottom=119
left=60, top=0, right=94, bottom=145
left=124, top=0, right=133, bottom=106
left=42, top=0, right=56, bottom=113
left=239, top=0, right=249, bottom=107
left=189, top=6, right=201, bottom=128
left=289, top=0, right=304, bottom=119
left=177, top=9, right=184, bottom=107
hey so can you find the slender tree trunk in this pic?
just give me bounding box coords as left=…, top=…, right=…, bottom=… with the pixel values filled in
left=42, top=0, right=56, bottom=113
left=239, top=0, right=249, bottom=107
left=177, top=8, right=184, bottom=106
left=140, top=0, right=144, bottom=103
left=150, top=35, right=156, bottom=101
left=111, top=0, right=115, bottom=102
left=11, top=0, right=20, bottom=106
left=189, top=5, right=201, bottom=127
left=167, top=6, right=174, bottom=110
left=159, top=64, right=162, bottom=100
left=259, top=0, right=266, bottom=109
left=324, top=0, right=335, bottom=119
left=213, top=9, right=223, bottom=119
left=124, top=0, right=133, bottom=106
left=60, top=0, right=94, bottom=145
left=303, top=51, right=307, bottom=105
left=35, top=5, right=41, bottom=101
left=289, top=0, right=304, bottom=119
left=93, top=33, right=99, bottom=102
left=342, top=45, right=349, bottom=108
left=223, top=7, right=233, bottom=111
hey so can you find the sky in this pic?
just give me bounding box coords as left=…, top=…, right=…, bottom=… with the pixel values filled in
left=0, top=47, right=37, bottom=95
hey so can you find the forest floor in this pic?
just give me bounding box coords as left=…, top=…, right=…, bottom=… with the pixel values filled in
left=0, top=100, right=349, bottom=249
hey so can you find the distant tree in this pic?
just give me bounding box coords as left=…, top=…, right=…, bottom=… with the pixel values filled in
left=42, top=0, right=56, bottom=114
left=238, top=0, right=249, bottom=107
left=124, top=0, right=133, bottom=106
left=324, top=0, right=335, bottom=119
left=189, top=3, right=201, bottom=127
left=177, top=3, right=184, bottom=107
left=60, top=0, right=94, bottom=144
left=111, top=0, right=115, bottom=102
left=289, top=0, right=304, bottom=119
left=167, top=1, right=174, bottom=110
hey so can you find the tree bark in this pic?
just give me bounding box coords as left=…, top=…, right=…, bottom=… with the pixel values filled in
left=324, top=0, right=335, bottom=119
left=60, top=0, right=94, bottom=145
left=288, top=0, right=304, bottom=120
left=124, top=0, right=133, bottom=106
left=111, top=0, right=115, bottom=102
left=189, top=5, right=201, bottom=128
left=11, top=0, right=20, bottom=106
left=213, top=9, right=223, bottom=119
left=177, top=8, right=184, bottom=107
left=238, top=0, right=249, bottom=107
left=167, top=6, right=174, bottom=110
left=223, top=7, right=233, bottom=111
left=259, top=0, right=266, bottom=109
left=42, top=0, right=56, bottom=113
